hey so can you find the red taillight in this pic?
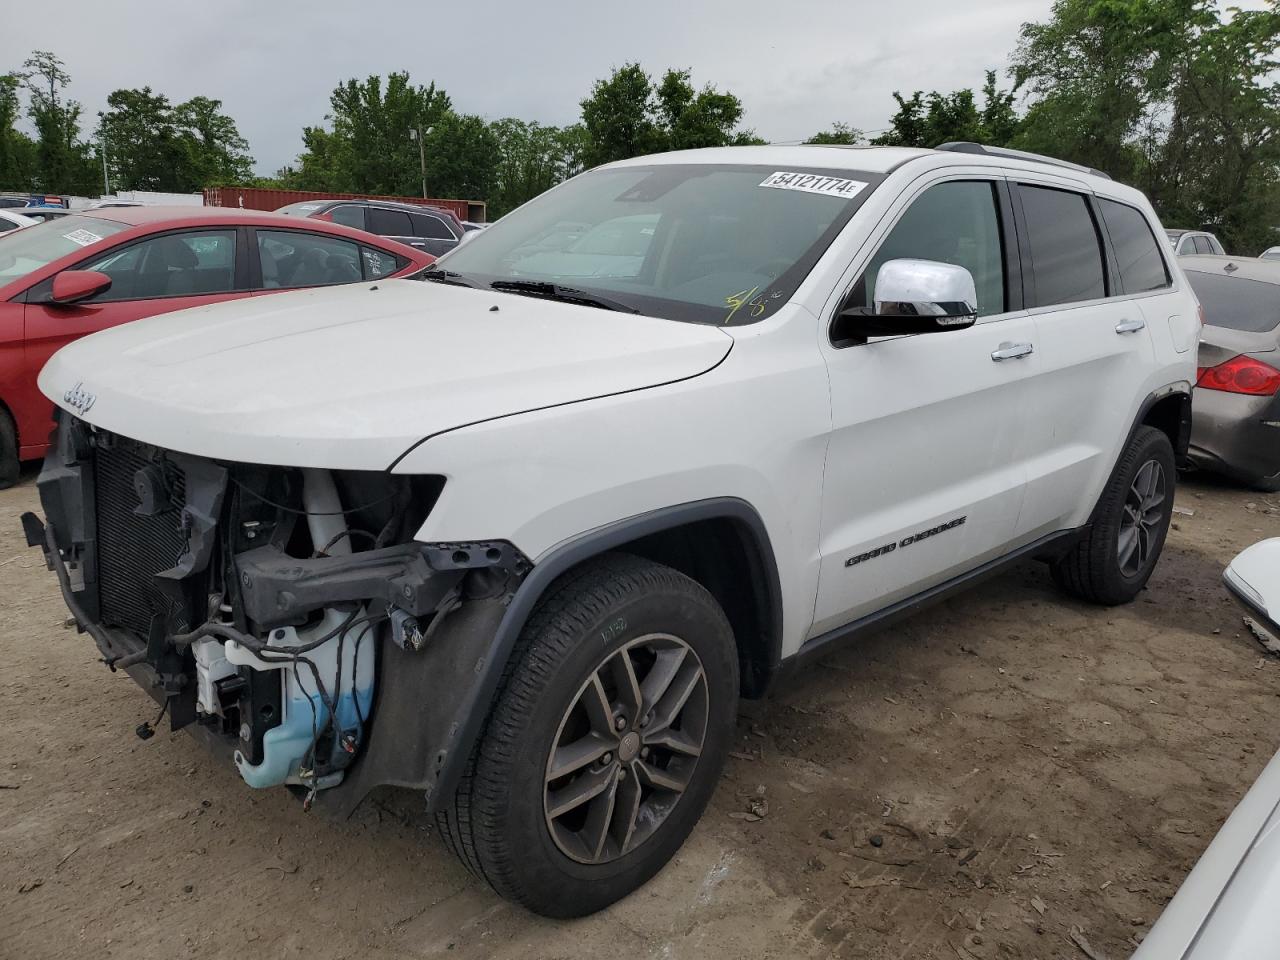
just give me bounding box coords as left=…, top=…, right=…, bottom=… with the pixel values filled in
left=1196, top=355, right=1280, bottom=395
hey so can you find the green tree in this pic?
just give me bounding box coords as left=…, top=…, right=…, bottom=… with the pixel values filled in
left=488, top=118, right=588, bottom=218
left=21, top=51, right=97, bottom=194
left=0, top=72, right=37, bottom=190
left=580, top=63, right=664, bottom=166
left=804, top=122, right=863, bottom=145
left=328, top=72, right=452, bottom=195
left=873, top=72, right=1021, bottom=148
left=579, top=64, right=754, bottom=166
left=424, top=112, right=499, bottom=199
left=173, top=96, right=254, bottom=187
left=98, top=87, right=186, bottom=191
left=1011, top=0, right=1207, bottom=181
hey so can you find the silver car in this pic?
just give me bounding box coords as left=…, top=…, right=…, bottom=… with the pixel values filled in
left=1182, top=256, right=1280, bottom=491
left=1168, top=229, right=1226, bottom=256
left=1134, top=538, right=1280, bottom=958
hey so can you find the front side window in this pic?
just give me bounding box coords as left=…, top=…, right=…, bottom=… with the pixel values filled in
left=1099, top=199, right=1170, bottom=294
left=848, top=180, right=1006, bottom=318
left=81, top=230, right=238, bottom=300
left=257, top=230, right=361, bottom=288
left=437, top=163, right=880, bottom=324
left=1019, top=185, right=1106, bottom=306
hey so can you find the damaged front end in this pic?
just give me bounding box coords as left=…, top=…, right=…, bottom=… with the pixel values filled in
left=25, top=414, right=527, bottom=814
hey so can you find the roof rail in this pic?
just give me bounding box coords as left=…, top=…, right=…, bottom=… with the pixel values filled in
left=935, top=142, right=1112, bottom=181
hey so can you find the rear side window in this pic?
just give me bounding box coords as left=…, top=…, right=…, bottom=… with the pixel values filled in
left=256, top=230, right=362, bottom=289
left=367, top=208, right=413, bottom=237
left=1019, top=185, right=1106, bottom=306
left=330, top=205, right=366, bottom=230
left=1184, top=272, right=1280, bottom=332
left=361, top=246, right=400, bottom=279
left=1099, top=199, right=1170, bottom=293
left=410, top=212, right=455, bottom=240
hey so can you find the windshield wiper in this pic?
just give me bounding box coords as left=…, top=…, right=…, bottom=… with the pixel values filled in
left=419, top=268, right=483, bottom=289
left=489, top=280, right=639, bottom=314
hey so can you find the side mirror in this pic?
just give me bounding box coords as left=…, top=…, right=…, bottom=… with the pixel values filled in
left=836, top=259, right=978, bottom=340
left=50, top=270, right=112, bottom=306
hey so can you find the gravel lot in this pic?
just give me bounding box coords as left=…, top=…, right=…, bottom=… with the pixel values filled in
left=3, top=466, right=1279, bottom=960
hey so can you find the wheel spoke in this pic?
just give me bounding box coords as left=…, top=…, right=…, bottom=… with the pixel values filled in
left=581, top=773, right=621, bottom=862
left=547, top=732, right=615, bottom=783
left=581, top=672, right=615, bottom=736
left=611, top=770, right=643, bottom=854
left=647, top=659, right=703, bottom=735
left=643, top=725, right=702, bottom=758
left=635, top=758, right=690, bottom=794
left=1136, top=524, right=1149, bottom=568
left=1117, top=525, right=1139, bottom=572
left=546, top=764, right=614, bottom=820
left=639, top=647, right=687, bottom=717
left=609, top=648, right=643, bottom=721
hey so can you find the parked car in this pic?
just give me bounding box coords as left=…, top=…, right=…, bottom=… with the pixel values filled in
left=276, top=198, right=464, bottom=257
left=1133, top=537, right=1280, bottom=959
left=1168, top=228, right=1226, bottom=256
left=20, top=208, right=75, bottom=224
left=1181, top=256, right=1280, bottom=490
left=0, top=209, right=36, bottom=234
left=25, top=142, right=1195, bottom=917
left=1260, top=246, right=1280, bottom=261
left=0, top=206, right=432, bottom=486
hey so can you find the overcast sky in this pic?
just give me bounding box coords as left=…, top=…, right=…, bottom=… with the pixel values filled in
left=1, top=0, right=1269, bottom=177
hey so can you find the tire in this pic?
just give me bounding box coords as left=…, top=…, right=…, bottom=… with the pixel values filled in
left=436, top=552, right=738, bottom=917
left=1051, top=425, right=1176, bottom=605
left=1252, top=474, right=1280, bottom=494
left=0, top=409, right=18, bottom=490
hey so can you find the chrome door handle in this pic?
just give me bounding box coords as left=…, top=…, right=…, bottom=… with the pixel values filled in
left=991, top=341, right=1034, bottom=361
left=1115, top=318, right=1146, bottom=334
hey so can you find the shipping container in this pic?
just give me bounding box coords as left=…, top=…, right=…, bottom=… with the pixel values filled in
left=203, top=186, right=485, bottom=223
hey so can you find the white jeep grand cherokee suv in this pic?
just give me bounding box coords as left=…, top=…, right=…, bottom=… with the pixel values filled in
left=25, top=142, right=1198, bottom=917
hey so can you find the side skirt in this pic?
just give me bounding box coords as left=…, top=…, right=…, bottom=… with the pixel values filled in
left=780, top=528, right=1081, bottom=677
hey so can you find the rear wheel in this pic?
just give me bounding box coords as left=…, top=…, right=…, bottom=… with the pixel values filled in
left=1051, top=425, right=1175, bottom=605
left=0, top=410, right=18, bottom=490
left=436, top=553, right=738, bottom=917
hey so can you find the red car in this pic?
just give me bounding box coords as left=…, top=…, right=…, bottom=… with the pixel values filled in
left=0, top=206, right=433, bottom=486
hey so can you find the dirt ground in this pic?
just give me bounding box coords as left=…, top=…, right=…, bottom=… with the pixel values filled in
left=3, top=465, right=1280, bottom=960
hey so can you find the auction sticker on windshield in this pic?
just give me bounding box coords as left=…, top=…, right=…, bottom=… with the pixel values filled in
left=62, top=229, right=103, bottom=247
left=759, top=171, right=867, bottom=199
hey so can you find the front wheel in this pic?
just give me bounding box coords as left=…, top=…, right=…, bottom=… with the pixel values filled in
left=1051, top=425, right=1176, bottom=605
left=436, top=553, right=738, bottom=917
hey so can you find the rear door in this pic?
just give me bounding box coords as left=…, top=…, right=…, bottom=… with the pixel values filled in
left=19, top=228, right=250, bottom=454
left=408, top=211, right=459, bottom=257
left=1010, top=182, right=1161, bottom=539
left=366, top=207, right=417, bottom=249
left=813, top=175, right=1038, bottom=635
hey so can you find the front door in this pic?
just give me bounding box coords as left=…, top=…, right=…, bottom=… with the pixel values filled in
left=812, top=176, right=1037, bottom=637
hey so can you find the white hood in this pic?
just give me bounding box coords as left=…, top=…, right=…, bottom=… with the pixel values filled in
left=39, top=279, right=733, bottom=470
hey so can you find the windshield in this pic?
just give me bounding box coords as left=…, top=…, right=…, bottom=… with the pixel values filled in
left=436, top=163, right=879, bottom=324
left=0, top=215, right=128, bottom=284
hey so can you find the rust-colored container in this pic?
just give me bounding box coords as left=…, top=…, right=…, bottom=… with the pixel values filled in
left=203, top=186, right=484, bottom=222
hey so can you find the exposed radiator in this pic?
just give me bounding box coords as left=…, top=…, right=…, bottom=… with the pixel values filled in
left=93, top=440, right=190, bottom=638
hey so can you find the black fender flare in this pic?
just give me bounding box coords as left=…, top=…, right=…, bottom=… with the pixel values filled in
left=316, top=496, right=784, bottom=818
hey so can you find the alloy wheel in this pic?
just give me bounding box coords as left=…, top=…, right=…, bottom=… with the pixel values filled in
left=1118, top=459, right=1167, bottom=577
left=543, top=633, right=709, bottom=864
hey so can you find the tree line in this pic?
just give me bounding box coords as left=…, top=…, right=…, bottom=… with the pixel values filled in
left=2, top=0, right=1278, bottom=249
